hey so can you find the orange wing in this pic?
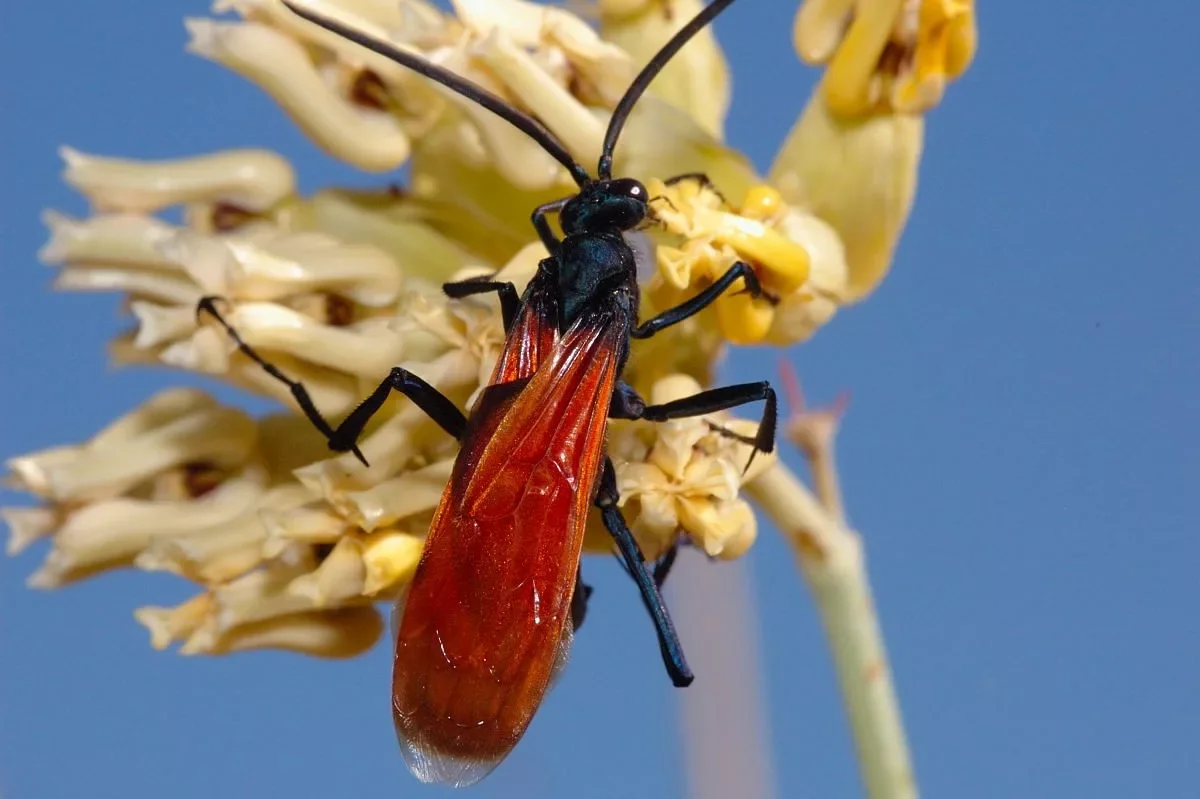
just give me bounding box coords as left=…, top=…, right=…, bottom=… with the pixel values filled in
left=485, top=266, right=558, bottom=386
left=392, top=310, right=621, bottom=786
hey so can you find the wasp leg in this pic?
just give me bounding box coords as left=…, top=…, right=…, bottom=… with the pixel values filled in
left=531, top=196, right=571, bottom=255
left=610, top=380, right=777, bottom=473
left=197, top=297, right=466, bottom=467
left=570, top=568, right=594, bottom=633
left=595, top=459, right=694, bottom=688
left=663, top=171, right=727, bottom=206
left=442, top=277, right=522, bottom=331
left=630, top=260, right=767, bottom=340
left=653, top=538, right=681, bottom=589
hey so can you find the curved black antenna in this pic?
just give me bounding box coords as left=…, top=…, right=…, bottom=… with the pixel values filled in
left=598, top=0, right=739, bottom=180
left=281, top=0, right=593, bottom=187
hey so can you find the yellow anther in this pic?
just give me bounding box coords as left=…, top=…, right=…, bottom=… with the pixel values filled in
left=740, top=184, right=785, bottom=223
left=709, top=213, right=810, bottom=294
left=894, top=0, right=976, bottom=111
left=715, top=292, right=775, bottom=346
left=797, top=0, right=976, bottom=117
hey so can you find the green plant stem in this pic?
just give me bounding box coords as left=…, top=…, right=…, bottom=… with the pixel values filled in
left=747, top=463, right=916, bottom=799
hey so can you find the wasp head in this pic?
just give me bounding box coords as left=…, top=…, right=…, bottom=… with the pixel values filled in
left=560, top=178, right=648, bottom=236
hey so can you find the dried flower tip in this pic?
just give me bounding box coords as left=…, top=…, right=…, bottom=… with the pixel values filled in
left=185, top=18, right=410, bottom=172
left=780, top=361, right=850, bottom=460
left=135, top=593, right=216, bottom=650
left=60, top=147, right=295, bottom=213
left=2, top=506, right=58, bottom=556
left=795, top=0, right=977, bottom=117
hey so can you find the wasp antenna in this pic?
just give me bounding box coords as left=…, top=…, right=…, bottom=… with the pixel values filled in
left=281, top=0, right=592, bottom=188
left=597, top=0, right=738, bottom=179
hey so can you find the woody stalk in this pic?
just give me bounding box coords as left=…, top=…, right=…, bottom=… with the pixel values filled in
left=4, top=1, right=975, bottom=798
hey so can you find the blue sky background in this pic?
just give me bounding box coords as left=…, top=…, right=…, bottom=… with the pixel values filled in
left=2, top=2, right=1198, bottom=798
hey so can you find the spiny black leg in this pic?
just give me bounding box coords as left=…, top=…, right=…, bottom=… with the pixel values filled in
left=532, top=197, right=570, bottom=255
left=196, top=296, right=466, bottom=467
left=610, top=379, right=777, bottom=472
left=331, top=367, right=467, bottom=460
left=442, top=277, right=521, bottom=331
left=663, top=171, right=727, bottom=205
left=596, top=459, right=693, bottom=688
left=570, top=568, right=594, bottom=633
left=630, top=261, right=767, bottom=340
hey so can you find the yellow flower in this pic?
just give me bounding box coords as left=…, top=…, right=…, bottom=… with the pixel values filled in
left=794, top=0, right=977, bottom=117
left=645, top=177, right=848, bottom=345
left=771, top=0, right=976, bottom=301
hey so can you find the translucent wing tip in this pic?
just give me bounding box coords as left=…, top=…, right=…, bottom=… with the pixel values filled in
left=396, top=724, right=507, bottom=788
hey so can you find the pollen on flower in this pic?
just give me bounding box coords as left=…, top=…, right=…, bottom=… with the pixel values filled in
left=645, top=177, right=848, bottom=345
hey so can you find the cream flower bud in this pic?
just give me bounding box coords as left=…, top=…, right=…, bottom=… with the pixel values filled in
left=336, top=458, right=453, bottom=531
left=39, top=211, right=181, bottom=270
left=598, top=0, right=730, bottom=138
left=159, top=228, right=403, bottom=307
left=185, top=606, right=383, bottom=657
left=609, top=374, right=775, bottom=560
left=52, top=266, right=201, bottom=307
left=293, top=398, right=460, bottom=504
left=457, top=29, right=600, bottom=189
left=227, top=0, right=449, bottom=117
left=134, top=483, right=313, bottom=584
left=202, top=301, right=407, bottom=377
left=185, top=18, right=411, bottom=172
left=285, top=188, right=474, bottom=284
left=288, top=535, right=369, bottom=606
left=129, top=302, right=196, bottom=349
left=60, top=147, right=295, bottom=214
left=6, top=389, right=256, bottom=502
left=26, top=473, right=267, bottom=589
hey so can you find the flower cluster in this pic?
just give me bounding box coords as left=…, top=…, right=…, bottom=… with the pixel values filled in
left=6, top=0, right=974, bottom=657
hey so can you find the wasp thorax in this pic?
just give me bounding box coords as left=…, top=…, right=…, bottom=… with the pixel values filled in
left=560, top=178, right=648, bottom=236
